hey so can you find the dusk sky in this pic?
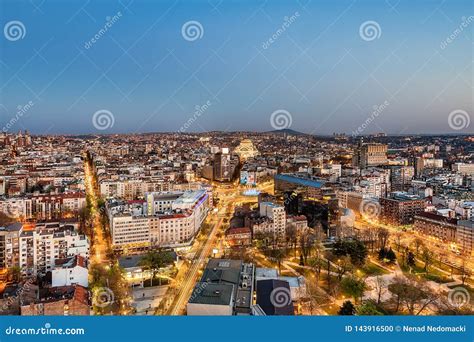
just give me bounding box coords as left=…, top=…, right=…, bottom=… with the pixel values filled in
left=0, top=0, right=472, bottom=135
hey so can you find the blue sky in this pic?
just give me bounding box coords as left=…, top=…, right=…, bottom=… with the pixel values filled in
left=0, top=0, right=472, bottom=134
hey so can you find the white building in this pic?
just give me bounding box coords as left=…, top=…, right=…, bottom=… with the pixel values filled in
left=259, top=202, right=286, bottom=238
left=52, top=255, right=88, bottom=288
left=110, top=190, right=210, bottom=250
left=452, top=163, right=474, bottom=176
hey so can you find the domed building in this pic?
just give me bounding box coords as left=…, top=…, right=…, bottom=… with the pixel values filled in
left=234, top=139, right=259, bottom=161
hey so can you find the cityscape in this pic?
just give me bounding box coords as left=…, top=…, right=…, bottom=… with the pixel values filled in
left=0, top=130, right=472, bottom=316
left=0, top=0, right=472, bottom=321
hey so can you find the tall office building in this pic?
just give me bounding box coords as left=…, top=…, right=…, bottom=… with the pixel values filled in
left=213, top=148, right=238, bottom=182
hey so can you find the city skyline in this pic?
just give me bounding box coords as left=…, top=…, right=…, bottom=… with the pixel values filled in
left=0, top=0, right=472, bottom=135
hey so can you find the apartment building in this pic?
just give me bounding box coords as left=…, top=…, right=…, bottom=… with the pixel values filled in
left=380, top=192, right=426, bottom=225
left=413, top=212, right=458, bottom=242
left=109, top=190, right=210, bottom=251
left=1, top=222, right=89, bottom=276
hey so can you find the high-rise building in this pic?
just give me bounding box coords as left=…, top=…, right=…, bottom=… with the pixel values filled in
left=390, top=166, right=415, bottom=191
left=213, top=148, right=238, bottom=182
left=352, top=140, right=388, bottom=168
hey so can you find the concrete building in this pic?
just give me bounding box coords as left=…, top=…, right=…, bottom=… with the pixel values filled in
left=21, top=285, right=89, bottom=316
left=259, top=202, right=286, bottom=238
left=380, top=192, right=426, bottom=225
left=413, top=212, right=457, bottom=242
left=452, top=163, right=474, bottom=176
left=187, top=259, right=255, bottom=315
left=52, top=255, right=88, bottom=288
left=352, top=142, right=388, bottom=168
left=109, top=190, right=210, bottom=251
left=457, top=220, right=474, bottom=256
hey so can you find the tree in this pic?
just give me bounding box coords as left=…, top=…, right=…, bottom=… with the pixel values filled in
left=459, top=260, right=471, bottom=285
left=388, top=276, right=437, bottom=315
left=341, top=276, right=366, bottom=303
left=299, top=230, right=314, bottom=263
left=338, top=300, right=355, bottom=315
left=421, top=247, right=433, bottom=273
left=376, top=227, right=390, bottom=250
left=374, top=275, right=386, bottom=304
left=335, top=256, right=353, bottom=282
left=270, top=248, right=286, bottom=274
left=285, top=224, right=298, bottom=257
left=394, top=232, right=403, bottom=251
left=308, top=256, right=323, bottom=284
left=303, top=280, right=325, bottom=315
left=413, top=238, right=424, bottom=256
left=406, top=251, right=416, bottom=267
left=139, top=250, right=175, bottom=286
left=6, top=266, right=21, bottom=283
left=333, top=239, right=368, bottom=266
left=357, top=300, right=384, bottom=315
left=385, top=248, right=396, bottom=263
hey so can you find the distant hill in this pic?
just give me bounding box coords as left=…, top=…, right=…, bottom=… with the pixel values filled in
left=266, top=128, right=306, bottom=136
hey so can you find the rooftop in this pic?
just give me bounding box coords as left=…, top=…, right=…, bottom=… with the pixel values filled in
left=275, top=174, right=325, bottom=188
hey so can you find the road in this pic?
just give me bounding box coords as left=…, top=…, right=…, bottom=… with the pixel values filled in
left=167, top=181, right=269, bottom=315
left=83, top=156, right=108, bottom=264
left=83, top=151, right=132, bottom=314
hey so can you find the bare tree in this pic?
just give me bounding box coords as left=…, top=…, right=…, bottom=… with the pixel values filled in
left=376, top=227, right=390, bottom=250
left=286, top=224, right=298, bottom=257
left=299, top=230, right=314, bottom=264
left=374, top=275, right=386, bottom=305
left=394, top=232, right=403, bottom=251
left=413, top=237, right=424, bottom=256
left=459, top=260, right=472, bottom=285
